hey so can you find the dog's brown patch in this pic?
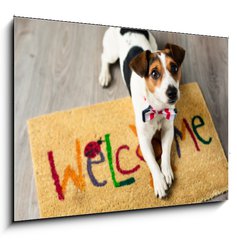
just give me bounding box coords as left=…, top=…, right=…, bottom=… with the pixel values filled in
left=164, top=43, right=185, bottom=66
left=165, top=56, right=182, bottom=82
left=144, top=53, right=164, bottom=93
left=129, top=50, right=151, bottom=78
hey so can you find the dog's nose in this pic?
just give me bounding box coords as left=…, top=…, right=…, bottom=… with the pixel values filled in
left=166, top=85, right=178, bottom=102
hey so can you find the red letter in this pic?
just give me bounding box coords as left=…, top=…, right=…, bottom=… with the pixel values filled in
left=47, top=151, right=64, bottom=200
left=182, top=118, right=200, bottom=151
left=116, top=145, right=140, bottom=175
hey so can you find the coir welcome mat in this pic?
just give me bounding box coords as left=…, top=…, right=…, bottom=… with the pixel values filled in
left=28, top=82, right=228, bottom=219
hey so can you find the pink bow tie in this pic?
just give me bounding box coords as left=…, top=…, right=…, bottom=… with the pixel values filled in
left=142, top=105, right=177, bottom=122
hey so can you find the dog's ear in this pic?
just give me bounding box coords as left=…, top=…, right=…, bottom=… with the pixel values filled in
left=129, top=50, right=151, bottom=77
left=165, top=43, right=185, bottom=66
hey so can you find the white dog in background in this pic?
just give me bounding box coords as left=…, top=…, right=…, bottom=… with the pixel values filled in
left=99, top=27, right=185, bottom=198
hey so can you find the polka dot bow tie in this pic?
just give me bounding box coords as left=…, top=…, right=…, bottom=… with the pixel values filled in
left=142, top=105, right=177, bottom=122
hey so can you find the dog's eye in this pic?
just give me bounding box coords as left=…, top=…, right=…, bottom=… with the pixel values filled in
left=170, top=63, right=178, bottom=74
left=151, top=69, right=160, bottom=80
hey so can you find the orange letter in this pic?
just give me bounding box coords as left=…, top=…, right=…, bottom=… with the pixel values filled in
left=61, top=139, right=86, bottom=194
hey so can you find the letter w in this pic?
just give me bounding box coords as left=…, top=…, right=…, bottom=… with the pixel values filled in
left=47, top=139, right=86, bottom=201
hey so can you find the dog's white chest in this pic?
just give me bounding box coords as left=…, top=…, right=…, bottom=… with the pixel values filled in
left=150, top=116, right=163, bottom=132
left=157, top=120, right=162, bottom=131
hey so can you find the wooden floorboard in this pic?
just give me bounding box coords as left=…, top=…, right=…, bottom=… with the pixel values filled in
left=14, top=17, right=228, bottom=221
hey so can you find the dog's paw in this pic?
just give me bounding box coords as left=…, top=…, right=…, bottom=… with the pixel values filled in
left=99, top=68, right=111, bottom=87
left=161, top=163, right=174, bottom=187
left=153, top=173, right=168, bottom=199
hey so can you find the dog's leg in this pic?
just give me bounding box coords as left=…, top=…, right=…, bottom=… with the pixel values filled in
left=160, top=121, right=174, bottom=187
left=99, top=27, right=119, bottom=87
left=138, top=127, right=168, bottom=198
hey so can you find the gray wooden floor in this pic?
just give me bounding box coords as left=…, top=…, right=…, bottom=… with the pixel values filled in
left=14, top=17, right=228, bottom=221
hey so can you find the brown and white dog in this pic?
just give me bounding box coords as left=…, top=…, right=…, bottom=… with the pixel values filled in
left=99, top=27, right=185, bottom=198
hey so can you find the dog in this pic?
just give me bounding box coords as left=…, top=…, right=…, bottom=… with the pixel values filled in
left=99, top=27, right=185, bottom=198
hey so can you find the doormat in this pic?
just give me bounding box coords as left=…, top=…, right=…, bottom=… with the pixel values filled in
left=27, top=82, right=228, bottom=219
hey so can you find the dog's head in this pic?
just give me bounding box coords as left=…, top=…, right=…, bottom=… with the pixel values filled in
left=129, top=43, right=185, bottom=105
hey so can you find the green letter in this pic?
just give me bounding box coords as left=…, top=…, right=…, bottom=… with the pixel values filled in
left=104, top=134, right=135, bottom=187
left=192, top=116, right=212, bottom=144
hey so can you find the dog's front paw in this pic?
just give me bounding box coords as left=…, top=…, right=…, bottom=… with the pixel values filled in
left=99, top=68, right=111, bottom=87
left=161, top=163, right=174, bottom=187
left=153, top=173, right=168, bottom=199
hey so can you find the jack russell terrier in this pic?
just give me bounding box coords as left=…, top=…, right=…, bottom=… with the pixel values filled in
left=99, top=27, right=185, bottom=198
